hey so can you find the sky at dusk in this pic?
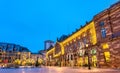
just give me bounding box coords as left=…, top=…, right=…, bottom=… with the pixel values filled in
left=0, top=0, right=119, bottom=52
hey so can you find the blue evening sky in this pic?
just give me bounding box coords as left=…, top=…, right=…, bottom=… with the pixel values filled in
left=0, top=0, right=118, bottom=52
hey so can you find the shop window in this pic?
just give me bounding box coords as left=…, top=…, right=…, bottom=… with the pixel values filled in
left=92, top=55, right=97, bottom=62
left=101, top=28, right=106, bottom=38
left=92, top=55, right=97, bottom=67
left=79, top=58, right=83, bottom=66
left=104, top=52, right=110, bottom=62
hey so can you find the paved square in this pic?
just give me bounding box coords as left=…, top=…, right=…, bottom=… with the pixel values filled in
left=0, top=67, right=120, bottom=73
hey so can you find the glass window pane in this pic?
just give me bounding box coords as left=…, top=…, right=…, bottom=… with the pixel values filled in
left=101, top=28, right=106, bottom=38
left=100, top=22, right=104, bottom=26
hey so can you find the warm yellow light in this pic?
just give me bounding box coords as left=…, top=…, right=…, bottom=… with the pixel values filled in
left=104, top=51, right=110, bottom=62
left=85, top=57, right=88, bottom=65
left=62, top=21, right=97, bottom=45
left=67, top=43, right=69, bottom=45
left=92, top=55, right=97, bottom=67
left=54, top=52, right=61, bottom=58
left=92, top=55, right=97, bottom=62
left=53, top=43, right=65, bottom=58
left=83, top=33, right=86, bottom=37
left=86, top=44, right=88, bottom=47
left=46, top=47, right=54, bottom=58
left=17, top=52, right=20, bottom=55
left=74, top=39, right=76, bottom=42
left=78, top=36, right=80, bottom=39
left=102, top=43, right=109, bottom=49
left=78, top=57, right=83, bottom=66
left=46, top=21, right=97, bottom=60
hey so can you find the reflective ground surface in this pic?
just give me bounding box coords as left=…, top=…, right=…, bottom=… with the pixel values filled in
left=0, top=67, right=120, bottom=73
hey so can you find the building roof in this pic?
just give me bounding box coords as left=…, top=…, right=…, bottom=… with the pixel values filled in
left=31, top=52, right=43, bottom=55
left=44, top=40, right=54, bottom=43
left=94, top=1, right=120, bottom=19
left=0, top=42, right=30, bottom=52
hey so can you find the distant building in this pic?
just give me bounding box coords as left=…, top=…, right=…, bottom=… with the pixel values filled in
left=0, top=42, right=30, bottom=63
left=39, top=50, right=46, bottom=56
left=31, top=53, right=43, bottom=63
left=44, top=40, right=54, bottom=50
left=20, top=52, right=31, bottom=61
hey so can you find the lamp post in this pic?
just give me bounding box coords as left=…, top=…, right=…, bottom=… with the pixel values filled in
left=86, top=44, right=91, bottom=70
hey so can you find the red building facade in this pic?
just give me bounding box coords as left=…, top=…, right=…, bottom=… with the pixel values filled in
left=94, top=1, right=120, bottom=68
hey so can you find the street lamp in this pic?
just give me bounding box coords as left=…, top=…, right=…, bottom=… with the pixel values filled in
left=86, top=44, right=91, bottom=70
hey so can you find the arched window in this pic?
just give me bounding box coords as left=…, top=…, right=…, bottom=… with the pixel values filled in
left=101, top=28, right=106, bottom=38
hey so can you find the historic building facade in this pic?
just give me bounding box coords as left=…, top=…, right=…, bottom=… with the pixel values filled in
left=46, top=22, right=98, bottom=67
left=46, top=1, right=120, bottom=68
left=0, top=42, right=30, bottom=64
left=94, top=1, right=120, bottom=68
left=62, top=21, right=97, bottom=67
